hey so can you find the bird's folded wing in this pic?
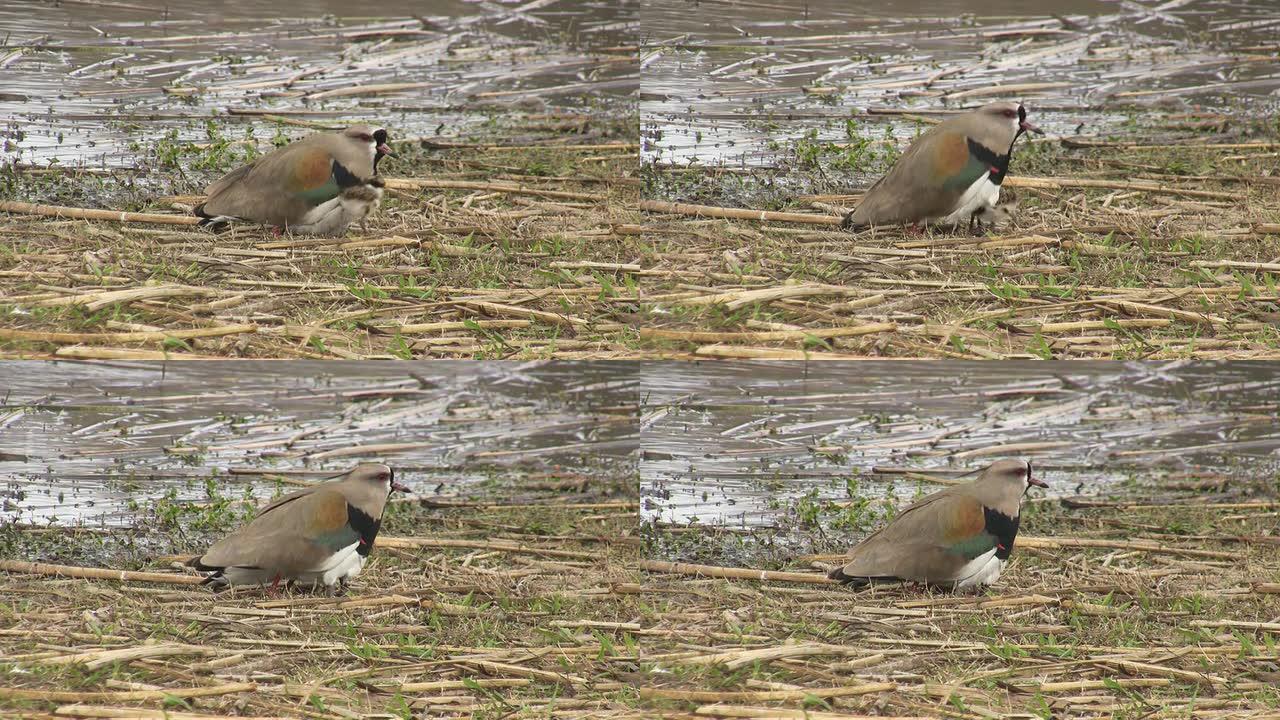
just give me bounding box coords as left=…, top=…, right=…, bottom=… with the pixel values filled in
left=838, top=492, right=991, bottom=578
left=197, top=490, right=356, bottom=571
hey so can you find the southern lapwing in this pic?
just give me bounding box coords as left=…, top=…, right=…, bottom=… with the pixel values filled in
left=194, top=125, right=392, bottom=235
left=842, top=102, right=1043, bottom=232
left=187, top=463, right=408, bottom=592
left=828, top=459, right=1046, bottom=590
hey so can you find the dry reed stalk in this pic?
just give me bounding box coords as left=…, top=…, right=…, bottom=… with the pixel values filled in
left=675, top=283, right=862, bottom=309
left=461, top=300, right=590, bottom=327
left=0, top=325, right=257, bottom=345
left=640, top=324, right=895, bottom=343
left=52, top=347, right=227, bottom=360
left=692, top=705, right=928, bottom=719
left=1016, top=536, right=1235, bottom=560
left=392, top=678, right=531, bottom=693
left=1005, top=176, right=1238, bottom=200
left=459, top=659, right=587, bottom=686
left=53, top=706, right=285, bottom=719
left=36, top=643, right=215, bottom=670
left=378, top=537, right=595, bottom=559
left=0, top=201, right=202, bottom=225
left=0, top=683, right=254, bottom=703
left=693, top=345, right=877, bottom=360
left=0, top=560, right=204, bottom=585
left=640, top=200, right=841, bottom=225
left=385, top=178, right=603, bottom=202
left=639, top=682, right=895, bottom=702
left=638, top=560, right=835, bottom=584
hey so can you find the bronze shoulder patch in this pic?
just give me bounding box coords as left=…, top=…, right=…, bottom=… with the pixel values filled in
left=933, top=132, right=970, bottom=178
left=942, top=496, right=985, bottom=542
left=289, top=150, right=334, bottom=192
left=310, top=490, right=349, bottom=532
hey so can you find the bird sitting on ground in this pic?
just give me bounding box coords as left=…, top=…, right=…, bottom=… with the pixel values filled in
left=828, top=458, right=1047, bottom=590
left=194, top=125, right=393, bottom=236
left=186, top=463, right=409, bottom=593
left=841, top=102, right=1043, bottom=233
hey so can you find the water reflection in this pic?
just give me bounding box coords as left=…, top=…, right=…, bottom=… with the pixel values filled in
left=0, top=360, right=638, bottom=526
left=640, top=360, right=1280, bottom=531
left=642, top=0, right=1280, bottom=169
left=1, top=0, right=637, bottom=167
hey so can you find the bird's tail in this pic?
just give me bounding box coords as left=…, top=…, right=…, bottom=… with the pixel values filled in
left=192, top=203, right=235, bottom=232
left=827, top=565, right=869, bottom=586
left=840, top=210, right=864, bottom=230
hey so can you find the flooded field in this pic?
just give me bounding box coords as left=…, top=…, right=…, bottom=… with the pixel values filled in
left=642, top=0, right=1280, bottom=173
left=2, top=0, right=637, bottom=168
left=633, top=2, right=1280, bottom=362
left=0, top=2, right=642, bottom=360
left=640, top=360, right=1280, bottom=559
left=0, top=360, right=637, bottom=526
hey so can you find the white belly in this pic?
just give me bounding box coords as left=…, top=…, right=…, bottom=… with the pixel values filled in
left=952, top=548, right=1004, bottom=590
left=939, top=175, right=1001, bottom=225
left=293, top=543, right=364, bottom=589
left=290, top=186, right=382, bottom=235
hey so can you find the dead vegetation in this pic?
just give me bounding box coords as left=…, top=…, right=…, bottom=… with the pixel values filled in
left=638, top=494, right=1280, bottom=719
left=638, top=134, right=1280, bottom=360
left=0, top=135, right=643, bottom=360
left=0, top=1, right=641, bottom=360
left=0, top=483, right=643, bottom=719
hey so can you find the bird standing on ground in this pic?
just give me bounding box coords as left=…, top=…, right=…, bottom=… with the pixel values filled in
left=194, top=125, right=393, bottom=235
left=828, top=459, right=1047, bottom=590
left=187, top=463, right=409, bottom=592
left=842, top=102, right=1043, bottom=232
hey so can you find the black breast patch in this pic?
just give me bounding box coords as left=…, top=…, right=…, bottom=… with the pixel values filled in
left=967, top=138, right=1012, bottom=186
left=983, top=506, right=1021, bottom=560
left=332, top=159, right=364, bottom=189
left=347, top=505, right=382, bottom=557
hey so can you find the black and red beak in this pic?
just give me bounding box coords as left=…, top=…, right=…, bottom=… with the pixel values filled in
left=389, top=468, right=410, bottom=494
left=1018, top=105, right=1044, bottom=136
left=374, top=129, right=394, bottom=158
left=1027, top=461, right=1048, bottom=488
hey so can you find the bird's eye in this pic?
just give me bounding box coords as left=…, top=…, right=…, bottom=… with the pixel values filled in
left=1005, top=110, right=1016, bottom=118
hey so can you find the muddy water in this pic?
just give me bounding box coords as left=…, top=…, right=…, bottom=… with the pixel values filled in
left=640, top=361, right=1280, bottom=534
left=1, top=0, right=637, bottom=167
left=0, top=361, right=637, bottom=526
left=642, top=0, right=1280, bottom=170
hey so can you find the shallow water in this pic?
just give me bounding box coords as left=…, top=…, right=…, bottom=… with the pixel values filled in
left=640, top=361, right=1280, bottom=532
left=0, top=360, right=637, bottom=526
left=641, top=0, right=1280, bottom=170
left=1, top=0, right=637, bottom=167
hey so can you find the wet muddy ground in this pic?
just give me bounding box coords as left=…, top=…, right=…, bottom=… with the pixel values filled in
left=3, top=0, right=635, bottom=169
left=643, top=0, right=1280, bottom=174
left=639, top=497, right=1280, bottom=719
left=0, top=495, right=644, bottom=719
left=640, top=360, right=1280, bottom=565
left=638, top=1, right=1280, bottom=361
left=0, top=2, right=641, bottom=360
left=637, top=358, right=1280, bottom=718
left=0, top=360, right=636, bottom=529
